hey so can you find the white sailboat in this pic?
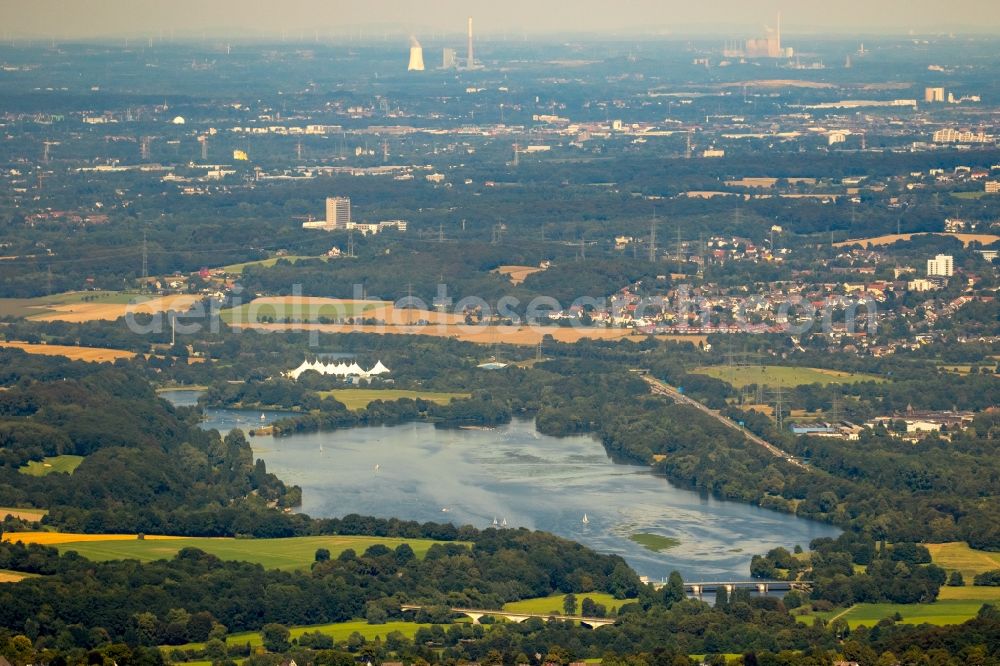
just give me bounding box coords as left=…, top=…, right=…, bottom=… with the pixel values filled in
left=582, top=513, right=589, bottom=525
left=501, top=517, right=508, bottom=528
left=374, top=463, right=380, bottom=473
left=260, top=413, right=266, bottom=421
left=492, top=517, right=499, bottom=527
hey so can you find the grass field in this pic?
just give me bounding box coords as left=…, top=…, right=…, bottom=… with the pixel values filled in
left=318, top=389, right=471, bottom=410
left=795, top=542, right=1000, bottom=628
left=926, top=542, right=1000, bottom=582
left=0, top=507, right=47, bottom=522
left=0, top=341, right=135, bottom=363
left=502, top=593, right=620, bottom=616
left=18, top=455, right=85, bottom=476
left=628, top=533, right=681, bottom=553
left=220, top=297, right=385, bottom=324
left=221, top=255, right=323, bottom=274
left=952, top=192, right=991, bottom=200
left=3, top=533, right=458, bottom=570
left=693, top=365, right=883, bottom=388
left=170, top=619, right=444, bottom=653
left=798, top=600, right=990, bottom=628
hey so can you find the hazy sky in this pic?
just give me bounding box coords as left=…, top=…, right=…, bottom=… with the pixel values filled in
left=6, top=0, right=1000, bottom=39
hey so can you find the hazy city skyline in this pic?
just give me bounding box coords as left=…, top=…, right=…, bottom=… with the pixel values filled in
left=5, top=0, right=1000, bottom=40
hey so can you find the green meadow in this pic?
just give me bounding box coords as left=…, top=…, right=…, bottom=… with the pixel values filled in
left=19, top=455, right=85, bottom=477
left=502, top=592, right=621, bottom=616
left=318, top=389, right=470, bottom=410
left=54, top=535, right=460, bottom=571
left=693, top=365, right=884, bottom=388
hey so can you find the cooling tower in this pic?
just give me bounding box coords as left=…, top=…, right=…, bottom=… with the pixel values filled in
left=408, top=36, right=425, bottom=71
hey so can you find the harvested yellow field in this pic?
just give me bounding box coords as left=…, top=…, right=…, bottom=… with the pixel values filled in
left=0, top=571, right=29, bottom=583
left=720, top=79, right=835, bottom=89
left=0, top=507, right=46, bottom=522
left=725, top=177, right=816, bottom=188
left=30, top=294, right=201, bottom=323
left=835, top=232, right=1000, bottom=248
left=224, top=297, right=467, bottom=326
left=2, top=532, right=186, bottom=546
left=234, top=321, right=705, bottom=347
left=494, top=265, right=546, bottom=285
left=0, top=342, right=135, bottom=363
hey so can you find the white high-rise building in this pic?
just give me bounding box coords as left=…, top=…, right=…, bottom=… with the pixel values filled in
left=927, top=254, right=954, bottom=277
left=325, top=196, right=351, bottom=229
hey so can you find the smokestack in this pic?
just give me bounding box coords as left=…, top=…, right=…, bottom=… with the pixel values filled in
left=467, top=16, right=474, bottom=69
left=408, top=36, right=424, bottom=71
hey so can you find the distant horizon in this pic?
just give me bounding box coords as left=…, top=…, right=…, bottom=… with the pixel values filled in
left=4, top=0, right=1000, bottom=41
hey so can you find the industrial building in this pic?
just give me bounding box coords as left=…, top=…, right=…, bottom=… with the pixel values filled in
left=408, top=37, right=425, bottom=71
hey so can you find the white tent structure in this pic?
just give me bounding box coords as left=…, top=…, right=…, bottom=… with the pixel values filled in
left=286, top=359, right=390, bottom=380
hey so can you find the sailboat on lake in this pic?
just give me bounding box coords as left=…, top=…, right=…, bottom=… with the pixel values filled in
left=582, top=513, right=589, bottom=525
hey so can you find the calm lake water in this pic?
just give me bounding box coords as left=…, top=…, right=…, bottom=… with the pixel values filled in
left=162, top=390, right=837, bottom=581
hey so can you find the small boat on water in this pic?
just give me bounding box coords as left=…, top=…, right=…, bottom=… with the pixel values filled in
left=374, top=464, right=380, bottom=473
left=582, top=513, right=589, bottom=525
left=260, top=413, right=266, bottom=421
left=501, top=517, right=508, bottom=528
left=492, top=517, right=499, bottom=527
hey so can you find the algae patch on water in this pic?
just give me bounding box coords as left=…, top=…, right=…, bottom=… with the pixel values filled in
left=629, top=533, right=681, bottom=553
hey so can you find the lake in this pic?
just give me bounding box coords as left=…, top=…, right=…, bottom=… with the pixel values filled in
left=163, top=390, right=838, bottom=581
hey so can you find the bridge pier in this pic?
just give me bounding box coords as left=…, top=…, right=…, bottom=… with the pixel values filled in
left=690, top=584, right=702, bottom=597
left=757, top=583, right=768, bottom=595
left=724, top=584, right=734, bottom=595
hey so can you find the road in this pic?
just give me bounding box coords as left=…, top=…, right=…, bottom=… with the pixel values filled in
left=641, top=375, right=809, bottom=471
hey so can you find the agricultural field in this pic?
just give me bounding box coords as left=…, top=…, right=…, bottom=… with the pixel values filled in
left=7, top=292, right=201, bottom=323
left=318, top=389, right=471, bottom=410
left=0, top=290, right=139, bottom=319
left=18, top=455, right=85, bottom=476
left=238, top=320, right=706, bottom=347
left=926, top=542, right=1000, bottom=582
left=833, top=231, right=1000, bottom=248
left=220, top=255, right=323, bottom=274
left=0, top=569, right=40, bottom=584
left=169, top=619, right=444, bottom=653
left=0, top=507, right=47, bottom=522
left=693, top=365, right=883, bottom=389
left=2, top=532, right=184, bottom=545
left=3, top=533, right=459, bottom=570
left=795, top=542, right=1000, bottom=628
left=797, top=599, right=992, bottom=628
left=493, top=265, right=546, bottom=285
left=0, top=341, right=135, bottom=363
left=502, top=592, right=621, bottom=616
left=219, top=297, right=390, bottom=324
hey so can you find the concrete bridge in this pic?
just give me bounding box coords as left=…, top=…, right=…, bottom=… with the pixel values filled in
left=400, top=604, right=615, bottom=628
left=649, top=580, right=811, bottom=596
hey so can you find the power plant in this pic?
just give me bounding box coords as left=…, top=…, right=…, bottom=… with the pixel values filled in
left=407, top=36, right=425, bottom=71
left=466, top=17, right=475, bottom=69
left=723, top=13, right=793, bottom=59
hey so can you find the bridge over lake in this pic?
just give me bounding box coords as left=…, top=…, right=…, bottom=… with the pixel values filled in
left=647, top=579, right=811, bottom=596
